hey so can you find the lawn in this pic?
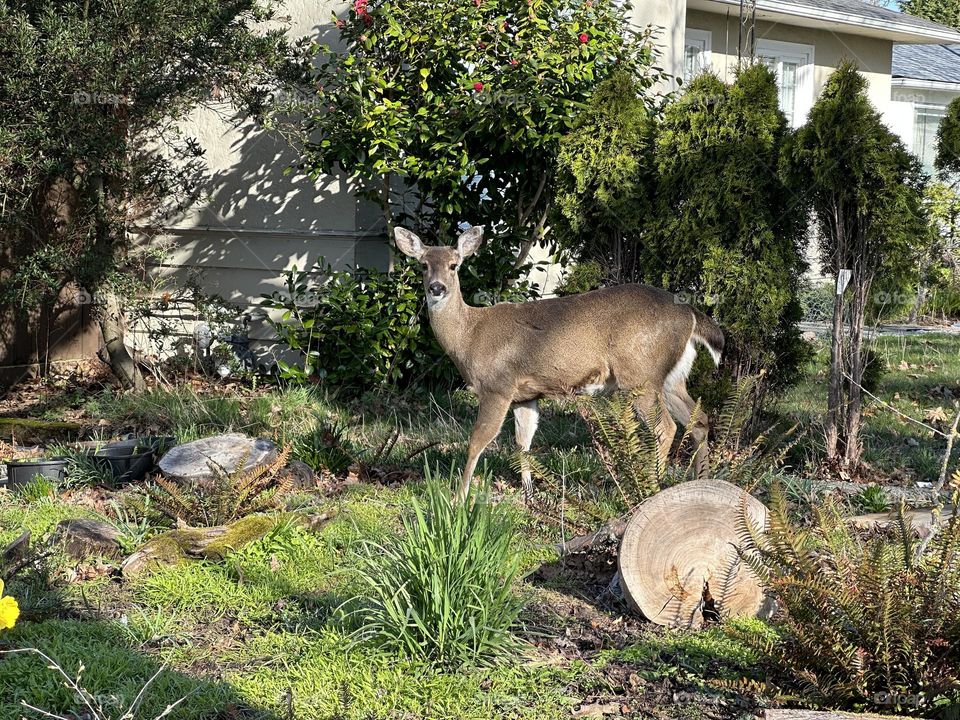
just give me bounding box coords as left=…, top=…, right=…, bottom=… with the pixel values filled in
left=0, top=333, right=958, bottom=719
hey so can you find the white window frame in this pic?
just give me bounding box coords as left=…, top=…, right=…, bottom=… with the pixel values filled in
left=913, top=103, right=948, bottom=174
left=755, top=38, right=815, bottom=128
left=683, top=29, right=713, bottom=83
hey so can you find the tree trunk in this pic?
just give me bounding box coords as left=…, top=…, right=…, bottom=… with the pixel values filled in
left=843, top=282, right=869, bottom=466
left=825, top=281, right=845, bottom=460
left=98, top=289, right=145, bottom=391
left=908, top=282, right=927, bottom=324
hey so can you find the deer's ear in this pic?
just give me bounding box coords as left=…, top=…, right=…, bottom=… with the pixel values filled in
left=394, top=227, right=425, bottom=260
left=457, top=225, right=484, bottom=259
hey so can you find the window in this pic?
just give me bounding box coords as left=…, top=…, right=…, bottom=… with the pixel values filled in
left=684, top=29, right=712, bottom=83
left=914, top=105, right=947, bottom=175
left=756, top=39, right=814, bottom=128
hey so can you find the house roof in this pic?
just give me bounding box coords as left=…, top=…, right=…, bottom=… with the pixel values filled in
left=688, top=0, right=960, bottom=44
left=893, top=43, right=960, bottom=84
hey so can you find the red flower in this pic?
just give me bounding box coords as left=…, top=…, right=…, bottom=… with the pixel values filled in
left=510, top=59, right=519, bottom=65
left=579, top=33, right=589, bottom=43
left=474, top=0, right=481, bottom=5
left=473, top=81, right=484, bottom=91
left=362, top=13, right=373, bottom=25
left=353, top=0, right=367, bottom=11
left=585, top=0, right=592, bottom=6
left=336, top=19, right=346, bottom=28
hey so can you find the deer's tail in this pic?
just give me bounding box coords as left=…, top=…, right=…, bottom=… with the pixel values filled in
left=691, top=308, right=724, bottom=367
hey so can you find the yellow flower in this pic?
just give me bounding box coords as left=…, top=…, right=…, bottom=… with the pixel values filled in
left=0, top=579, right=19, bottom=630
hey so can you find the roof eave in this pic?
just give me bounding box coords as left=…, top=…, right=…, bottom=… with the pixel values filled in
left=892, top=77, right=960, bottom=92
left=689, top=0, right=960, bottom=45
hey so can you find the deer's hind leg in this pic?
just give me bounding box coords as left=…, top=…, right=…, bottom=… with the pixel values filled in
left=513, top=400, right=539, bottom=500
left=632, top=390, right=677, bottom=475
left=663, top=381, right=710, bottom=479
left=458, top=394, right=513, bottom=501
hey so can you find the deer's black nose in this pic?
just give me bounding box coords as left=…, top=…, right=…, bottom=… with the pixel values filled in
left=428, top=282, right=446, bottom=297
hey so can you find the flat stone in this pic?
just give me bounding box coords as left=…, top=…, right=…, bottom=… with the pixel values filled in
left=849, top=507, right=955, bottom=536
left=56, top=519, right=122, bottom=559
left=158, top=433, right=277, bottom=482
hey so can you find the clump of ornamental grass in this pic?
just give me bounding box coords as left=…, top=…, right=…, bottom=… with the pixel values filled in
left=348, top=466, right=526, bottom=667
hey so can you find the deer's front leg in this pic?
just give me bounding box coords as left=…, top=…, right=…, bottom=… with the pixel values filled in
left=458, top=394, right=513, bottom=501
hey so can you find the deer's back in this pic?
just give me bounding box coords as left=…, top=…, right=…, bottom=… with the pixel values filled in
left=461, top=284, right=696, bottom=401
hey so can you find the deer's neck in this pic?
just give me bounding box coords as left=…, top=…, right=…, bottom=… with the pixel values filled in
left=427, top=291, right=474, bottom=370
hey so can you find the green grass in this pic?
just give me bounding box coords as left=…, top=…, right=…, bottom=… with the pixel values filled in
left=3, top=334, right=959, bottom=718
left=776, top=333, right=960, bottom=482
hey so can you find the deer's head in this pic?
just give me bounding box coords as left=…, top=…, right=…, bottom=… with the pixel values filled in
left=394, top=226, right=483, bottom=310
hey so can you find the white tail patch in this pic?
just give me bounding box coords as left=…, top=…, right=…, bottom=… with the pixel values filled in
left=695, top=333, right=722, bottom=366
left=664, top=339, right=697, bottom=394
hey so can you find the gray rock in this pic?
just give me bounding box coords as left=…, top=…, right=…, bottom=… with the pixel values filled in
left=849, top=507, right=955, bottom=537
left=2, top=531, right=30, bottom=568
left=56, top=519, right=122, bottom=559
left=158, top=433, right=277, bottom=481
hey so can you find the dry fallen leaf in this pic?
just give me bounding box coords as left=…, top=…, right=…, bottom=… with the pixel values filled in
left=573, top=702, right=621, bottom=718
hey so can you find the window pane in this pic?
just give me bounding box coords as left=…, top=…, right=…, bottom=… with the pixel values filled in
left=914, top=107, right=947, bottom=174
left=780, top=62, right=798, bottom=126
left=684, top=40, right=707, bottom=82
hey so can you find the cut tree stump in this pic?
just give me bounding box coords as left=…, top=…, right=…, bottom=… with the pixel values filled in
left=158, top=433, right=277, bottom=482
left=55, top=519, right=122, bottom=559
left=618, top=479, right=769, bottom=628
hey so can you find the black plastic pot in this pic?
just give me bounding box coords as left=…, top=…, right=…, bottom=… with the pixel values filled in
left=5, top=458, right=66, bottom=490
left=91, top=446, right=154, bottom=483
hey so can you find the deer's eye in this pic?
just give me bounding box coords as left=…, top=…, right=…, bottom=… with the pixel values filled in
left=449, top=264, right=457, bottom=271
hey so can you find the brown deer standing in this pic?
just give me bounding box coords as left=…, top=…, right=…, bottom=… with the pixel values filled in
left=394, top=225, right=724, bottom=500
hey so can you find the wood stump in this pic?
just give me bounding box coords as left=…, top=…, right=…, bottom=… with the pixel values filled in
left=618, top=479, right=769, bottom=627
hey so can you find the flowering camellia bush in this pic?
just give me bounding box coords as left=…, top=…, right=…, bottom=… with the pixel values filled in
left=0, top=579, right=19, bottom=630
left=296, top=0, right=664, bottom=259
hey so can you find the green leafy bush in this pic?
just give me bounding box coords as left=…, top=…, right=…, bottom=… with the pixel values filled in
left=349, top=467, right=525, bottom=667
left=261, top=261, right=448, bottom=391
left=555, top=260, right=605, bottom=296
left=555, top=65, right=810, bottom=393
left=737, top=487, right=960, bottom=715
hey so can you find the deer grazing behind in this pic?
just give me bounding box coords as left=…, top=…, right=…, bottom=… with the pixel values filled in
left=394, top=226, right=724, bottom=500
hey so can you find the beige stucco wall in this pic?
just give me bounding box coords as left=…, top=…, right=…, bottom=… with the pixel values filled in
left=134, top=0, right=392, bottom=358
left=632, top=0, right=689, bottom=94
left=686, top=9, right=894, bottom=113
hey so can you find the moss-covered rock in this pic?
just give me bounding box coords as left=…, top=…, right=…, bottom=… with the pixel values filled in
left=120, top=509, right=338, bottom=577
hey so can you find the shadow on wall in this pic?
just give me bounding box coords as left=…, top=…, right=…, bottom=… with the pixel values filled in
left=130, top=15, right=393, bottom=369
